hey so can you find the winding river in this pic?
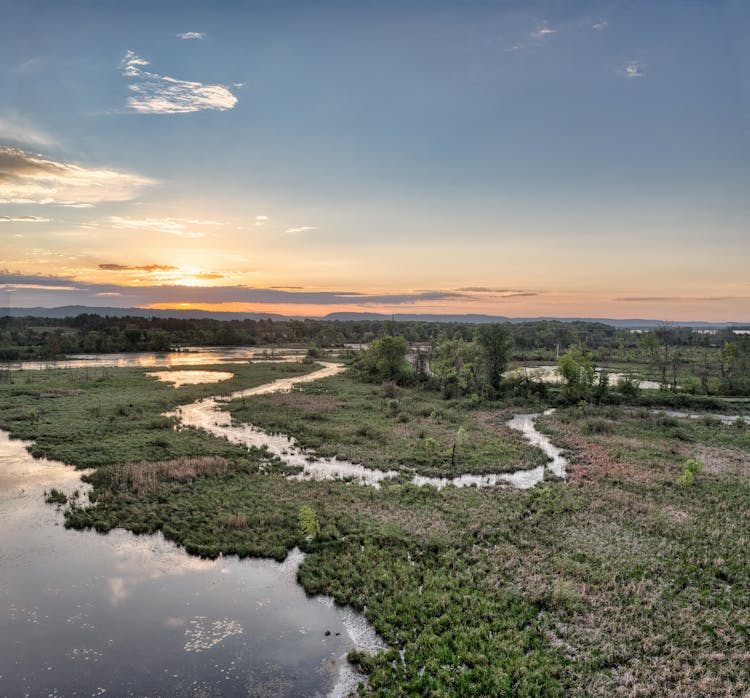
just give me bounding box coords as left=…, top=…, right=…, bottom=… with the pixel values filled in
left=1, top=358, right=568, bottom=697
left=171, top=362, right=567, bottom=490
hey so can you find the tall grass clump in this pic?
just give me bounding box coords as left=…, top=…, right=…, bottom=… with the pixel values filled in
left=677, top=457, right=704, bottom=487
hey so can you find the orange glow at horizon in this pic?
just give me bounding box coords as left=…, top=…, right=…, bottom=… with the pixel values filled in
left=144, top=297, right=750, bottom=322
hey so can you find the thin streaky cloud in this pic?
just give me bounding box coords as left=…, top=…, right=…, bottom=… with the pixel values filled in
left=592, top=21, right=608, bottom=31
left=623, top=62, right=645, bottom=78
left=0, top=215, right=51, bottom=223
left=0, top=115, right=55, bottom=147
left=98, top=263, right=178, bottom=272
left=614, top=296, right=745, bottom=302
left=120, top=50, right=150, bottom=77
left=284, top=225, right=318, bottom=234
left=456, top=287, right=531, bottom=294
left=106, top=216, right=216, bottom=238
left=531, top=23, right=557, bottom=39
left=120, top=50, right=237, bottom=114
left=177, top=32, right=205, bottom=40
left=0, top=273, right=471, bottom=307
left=0, top=146, right=153, bottom=205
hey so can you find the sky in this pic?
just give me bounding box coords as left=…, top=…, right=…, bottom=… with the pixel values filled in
left=1, top=0, right=748, bottom=321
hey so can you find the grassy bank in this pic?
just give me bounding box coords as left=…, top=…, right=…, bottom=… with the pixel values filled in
left=0, top=361, right=315, bottom=468
left=1, top=362, right=748, bottom=695
left=223, top=372, right=549, bottom=477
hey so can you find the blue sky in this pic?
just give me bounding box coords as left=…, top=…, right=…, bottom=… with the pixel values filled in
left=1, top=0, right=748, bottom=319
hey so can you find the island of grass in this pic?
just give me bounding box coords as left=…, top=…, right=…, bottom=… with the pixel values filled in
left=223, top=372, right=549, bottom=477
left=1, top=358, right=749, bottom=696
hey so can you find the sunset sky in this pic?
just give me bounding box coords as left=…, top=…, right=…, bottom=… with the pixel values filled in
left=1, top=0, right=748, bottom=321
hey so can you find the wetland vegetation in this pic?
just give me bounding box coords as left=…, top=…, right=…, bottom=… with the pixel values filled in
left=1, top=319, right=749, bottom=695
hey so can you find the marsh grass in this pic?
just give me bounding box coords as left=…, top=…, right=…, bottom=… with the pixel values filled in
left=224, top=373, right=548, bottom=477
left=3, top=362, right=749, bottom=695
left=112, top=456, right=237, bottom=495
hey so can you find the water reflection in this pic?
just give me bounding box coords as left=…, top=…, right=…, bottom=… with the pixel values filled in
left=174, top=363, right=567, bottom=490
left=506, top=365, right=663, bottom=390
left=147, top=370, right=234, bottom=387
left=0, top=430, right=384, bottom=697
left=6, top=346, right=306, bottom=371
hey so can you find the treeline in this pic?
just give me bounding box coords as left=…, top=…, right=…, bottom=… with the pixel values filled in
left=1, top=313, right=742, bottom=359
left=353, top=330, right=750, bottom=399
left=1, top=313, right=748, bottom=394
left=0, top=314, right=627, bottom=359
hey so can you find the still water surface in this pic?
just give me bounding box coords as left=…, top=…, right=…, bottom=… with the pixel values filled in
left=7, top=347, right=305, bottom=371
left=0, top=430, right=384, bottom=697
left=1, top=350, right=569, bottom=696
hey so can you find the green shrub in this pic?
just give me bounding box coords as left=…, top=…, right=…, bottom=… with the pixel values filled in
left=45, top=488, right=68, bottom=505
left=677, top=457, right=704, bottom=487
left=298, top=505, right=321, bottom=540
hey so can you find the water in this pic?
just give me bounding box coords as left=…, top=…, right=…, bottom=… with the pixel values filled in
left=5, top=347, right=306, bottom=372
left=1, top=353, right=567, bottom=695
left=506, top=365, right=663, bottom=390
left=147, top=370, right=235, bottom=387
left=0, top=431, right=385, bottom=697
left=173, top=364, right=567, bottom=490
left=652, top=409, right=749, bottom=425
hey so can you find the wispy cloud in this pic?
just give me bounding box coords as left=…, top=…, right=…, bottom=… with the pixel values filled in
left=531, top=23, right=557, bottom=39
left=0, top=146, right=154, bottom=205
left=255, top=215, right=268, bottom=226
left=98, top=263, right=177, bottom=272
left=622, top=62, right=645, bottom=78
left=284, top=225, right=318, bottom=234
left=120, top=50, right=237, bottom=114
left=0, top=114, right=55, bottom=147
left=107, top=216, right=219, bottom=238
left=455, top=287, right=538, bottom=298
left=0, top=273, right=472, bottom=307
left=177, top=32, right=205, bottom=40
left=592, top=21, right=608, bottom=31
left=614, top=296, right=742, bottom=302
left=0, top=215, right=51, bottom=223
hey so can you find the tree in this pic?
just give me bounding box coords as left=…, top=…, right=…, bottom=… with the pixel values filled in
left=655, top=322, right=674, bottom=389
left=432, top=338, right=482, bottom=398
left=360, top=335, right=409, bottom=382
left=475, top=324, right=513, bottom=398
left=558, top=343, right=596, bottom=401
left=719, top=341, right=738, bottom=391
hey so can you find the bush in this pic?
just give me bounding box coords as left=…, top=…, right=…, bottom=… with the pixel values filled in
left=581, top=417, right=614, bottom=435
left=298, top=505, right=321, bottom=540
left=45, top=488, right=68, bottom=505
left=617, top=372, right=640, bottom=399
left=677, top=457, right=704, bottom=487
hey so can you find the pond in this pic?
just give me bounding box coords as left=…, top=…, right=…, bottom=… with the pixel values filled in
left=5, top=347, right=306, bottom=371
left=0, top=431, right=385, bottom=697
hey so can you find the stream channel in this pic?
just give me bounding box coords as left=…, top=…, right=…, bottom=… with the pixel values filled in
left=1, top=355, right=567, bottom=696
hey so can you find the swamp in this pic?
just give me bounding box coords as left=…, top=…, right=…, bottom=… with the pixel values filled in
left=1, top=323, right=749, bottom=696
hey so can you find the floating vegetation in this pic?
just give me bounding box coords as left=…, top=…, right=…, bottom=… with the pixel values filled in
left=183, top=616, right=244, bottom=653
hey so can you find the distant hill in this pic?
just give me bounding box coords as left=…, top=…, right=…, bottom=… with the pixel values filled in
left=1, top=306, right=290, bottom=322
left=324, top=312, right=750, bottom=329
left=2, top=306, right=748, bottom=330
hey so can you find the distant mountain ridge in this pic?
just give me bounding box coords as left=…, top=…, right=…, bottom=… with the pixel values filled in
left=3, top=306, right=749, bottom=330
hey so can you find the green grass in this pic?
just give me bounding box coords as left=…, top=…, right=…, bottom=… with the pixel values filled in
left=224, top=373, right=548, bottom=477
left=0, top=361, right=316, bottom=468
left=1, top=363, right=748, bottom=695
